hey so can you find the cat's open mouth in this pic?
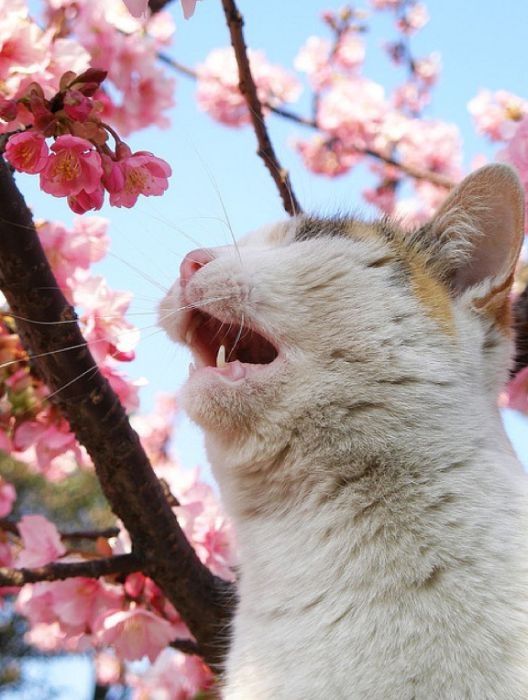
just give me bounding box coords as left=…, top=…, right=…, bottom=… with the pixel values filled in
left=184, top=309, right=279, bottom=381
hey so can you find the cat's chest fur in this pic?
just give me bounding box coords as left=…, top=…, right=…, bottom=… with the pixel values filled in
left=218, top=436, right=528, bottom=699
left=160, top=164, right=528, bottom=698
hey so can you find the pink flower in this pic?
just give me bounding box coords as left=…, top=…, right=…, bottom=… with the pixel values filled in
left=73, top=276, right=139, bottom=364
left=16, top=582, right=57, bottom=625
left=413, top=52, right=441, bottom=86
left=335, top=31, right=365, bottom=71
left=397, top=3, right=429, bottom=33
left=503, top=117, right=528, bottom=188
left=127, top=648, right=212, bottom=699
left=108, top=152, right=171, bottom=208
left=100, top=364, right=144, bottom=413
left=504, top=367, right=528, bottom=413
left=295, top=135, right=360, bottom=177
left=16, top=515, right=66, bottom=568
left=0, top=478, right=16, bottom=518
left=469, top=90, right=528, bottom=142
left=95, top=652, right=122, bottom=686
left=67, top=185, right=105, bottom=214
left=318, top=78, right=388, bottom=150
left=197, top=47, right=301, bottom=127
left=398, top=119, right=462, bottom=180
left=14, top=417, right=82, bottom=476
left=5, top=132, right=49, bottom=174
left=50, top=577, right=124, bottom=633
left=294, top=37, right=332, bottom=90
left=370, top=0, right=402, bottom=8
left=37, top=217, right=109, bottom=293
left=63, top=89, right=93, bottom=122
left=40, top=135, right=103, bottom=198
left=94, top=606, right=178, bottom=662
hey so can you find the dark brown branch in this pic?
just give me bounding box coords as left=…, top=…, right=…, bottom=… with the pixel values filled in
left=157, top=51, right=454, bottom=191
left=0, top=158, right=234, bottom=672
left=148, top=0, right=176, bottom=12
left=170, top=639, right=202, bottom=656
left=0, top=553, right=139, bottom=586
left=0, top=519, right=120, bottom=540
left=219, top=0, right=301, bottom=216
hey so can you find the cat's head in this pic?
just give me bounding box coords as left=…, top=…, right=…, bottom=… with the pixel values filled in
left=159, top=164, right=524, bottom=492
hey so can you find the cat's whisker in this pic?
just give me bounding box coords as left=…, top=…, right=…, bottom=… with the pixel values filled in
left=45, top=363, right=101, bottom=401
left=4, top=311, right=158, bottom=326
left=183, top=139, right=242, bottom=265
left=145, top=211, right=210, bottom=251
left=227, top=313, right=245, bottom=363
left=107, top=251, right=169, bottom=293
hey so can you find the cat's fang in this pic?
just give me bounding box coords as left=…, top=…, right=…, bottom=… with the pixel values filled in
left=188, top=362, right=196, bottom=376
left=216, top=344, right=227, bottom=368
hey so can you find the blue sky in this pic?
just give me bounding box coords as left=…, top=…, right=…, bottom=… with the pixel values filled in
left=18, top=0, right=528, bottom=474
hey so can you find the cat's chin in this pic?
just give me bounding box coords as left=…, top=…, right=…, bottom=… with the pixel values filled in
left=180, top=356, right=285, bottom=432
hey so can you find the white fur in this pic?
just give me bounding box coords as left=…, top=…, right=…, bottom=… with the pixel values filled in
left=160, top=166, right=528, bottom=699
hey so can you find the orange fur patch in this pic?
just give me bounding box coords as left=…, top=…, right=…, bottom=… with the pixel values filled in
left=473, top=273, right=514, bottom=334
left=406, top=252, right=456, bottom=335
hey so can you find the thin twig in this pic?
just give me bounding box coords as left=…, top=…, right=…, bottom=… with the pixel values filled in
left=219, top=0, right=301, bottom=216
left=0, top=553, right=140, bottom=586
left=0, top=519, right=120, bottom=540
left=170, top=639, right=202, bottom=656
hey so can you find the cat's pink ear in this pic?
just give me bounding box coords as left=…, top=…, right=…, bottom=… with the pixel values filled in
left=427, top=164, right=524, bottom=317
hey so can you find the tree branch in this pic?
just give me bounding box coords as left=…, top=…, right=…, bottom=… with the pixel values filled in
left=170, top=638, right=201, bottom=656
left=157, top=51, right=455, bottom=191
left=0, top=519, right=120, bottom=540
left=148, top=0, right=176, bottom=13
left=0, top=158, right=234, bottom=672
left=219, top=0, right=301, bottom=216
left=0, top=553, right=139, bottom=586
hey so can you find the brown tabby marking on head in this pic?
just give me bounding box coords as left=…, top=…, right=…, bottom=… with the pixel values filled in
left=473, top=272, right=515, bottom=334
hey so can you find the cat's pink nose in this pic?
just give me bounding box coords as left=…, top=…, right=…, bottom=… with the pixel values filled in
left=179, top=248, right=214, bottom=288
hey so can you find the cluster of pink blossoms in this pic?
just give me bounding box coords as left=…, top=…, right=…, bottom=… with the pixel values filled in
left=196, top=47, right=301, bottom=127
left=2, top=69, right=171, bottom=214
left=1, top=394, right=235, bottom=698
left=0, top=0, right=177, bottom=137
left=288, top=5, right=458, bottom=226
left=0, top=215, right=143, bottom=479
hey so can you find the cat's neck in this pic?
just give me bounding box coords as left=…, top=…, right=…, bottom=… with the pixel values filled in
left=215, top=408, right=528, bottom=699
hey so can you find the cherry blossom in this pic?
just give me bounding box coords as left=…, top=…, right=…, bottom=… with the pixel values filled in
left=127, top=648, right=213, bottom=699
left=0, top=478, right=16, bottom=518
left=197, top=47, right=301, bottom=127
left=16, top=514, right=66, bottom=567
left=94, top=606, right=179, bottom=663
left=318, top=78, right=388, bottom=150
left=108, top=151, right=172, bottom=208
left=40, top=135, right=103, bottom=198
left=469, top=89, right=528, bottom=142
left=50, top=577, right=124, bottom=634
left=73, top=276, right=140, bottom=364
left=294, top=36, right=333, bottom=90
left=4, top=132, right=49, bottom=173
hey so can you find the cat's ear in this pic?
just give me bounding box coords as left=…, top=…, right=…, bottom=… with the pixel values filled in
left=425, top=164, right=524, bottom=318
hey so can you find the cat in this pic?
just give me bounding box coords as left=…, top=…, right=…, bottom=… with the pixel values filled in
left=159, top=163, right=528, bottom=699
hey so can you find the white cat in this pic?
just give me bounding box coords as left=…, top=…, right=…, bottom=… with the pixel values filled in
left=160, top=164, right=528, bottom=699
